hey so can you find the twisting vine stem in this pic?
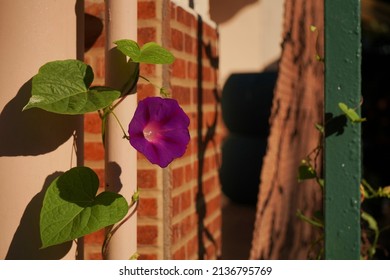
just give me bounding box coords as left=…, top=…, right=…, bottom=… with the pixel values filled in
left=102, top=191, right=140, bottom=259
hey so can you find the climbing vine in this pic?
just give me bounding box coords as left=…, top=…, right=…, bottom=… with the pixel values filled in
left=296, top=26, right=390, bottom=259
left=23, top=40, right=190, bottom=259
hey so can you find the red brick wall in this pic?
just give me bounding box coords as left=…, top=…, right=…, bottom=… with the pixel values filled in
left=83, top=0, right=106, bottom=260
left=137, top=0, right=222, bottom=260
left=83, top=0, right=222, bottom=260
left=250, top=0, right=324, bottom=259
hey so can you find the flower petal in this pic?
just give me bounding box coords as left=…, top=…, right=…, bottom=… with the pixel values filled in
left=128, top=96, right=190, bottom=167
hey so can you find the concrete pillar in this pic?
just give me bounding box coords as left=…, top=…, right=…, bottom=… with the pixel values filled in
left=104, top=0, right=138, bottom=259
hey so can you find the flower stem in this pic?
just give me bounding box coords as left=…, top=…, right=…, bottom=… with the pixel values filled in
left=102, top=194, right=139, bottom=259
left=110, top=96, right=127, bottom=112
left=139, top=75, right=171, bottom=97
left=110, top=109, right=129, bottom=140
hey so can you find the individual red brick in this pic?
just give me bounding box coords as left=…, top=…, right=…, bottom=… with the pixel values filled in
left=84, top=142, right=105, bottom=161
left=171, top=85, right=191, bottom=105
left=184, top=34, right=194, bottom=54
left=203, top=111, right=217, bottom=128
left=189, top=138, right=198, bottom=158
left=138, top=197, right=158, bottom=217
left=172, top=195, right=181, bottom=217
left=84, top=112, right=102, bottom=134
left=180, top=214, right=194, bottom=237
left=203, top=22, right=217, bottom=39
left=182, top=138, right=195, bottom=158
left=171, top=58, right=186, bottom=79
left=187, top=61, right=197, bottom=80
left=207, top=214, right=222, bottom=234
left=202, top=66, right=212, bottom=82
left=138, top=1, right=156, bottom=19
left=137, top=169, right=157, bottom=189
left=180, top=190, right=192, bottom=212
left=137, top=225, right=158, bottom=245
left=137, top=83, right=156, bottom=100
left=202, top=156, right=210, bottom=174
left=202, top=88, right=216, bottom=104
left=206, top=194, right=221, bottom=217
left=171, top=28, right=184, bottom=51
left=172, top=245, right=186, bottom=260
left=188, top=112, right=198, bottom=130
left=84, top=229, right=105, bottom=244
left=176, top=6, right=193, bottom=28
left=170, top=3, right=176, bottom=20
left=193, top=87, right=217, bottom=104
left=202, top=176, right=216, bottom=195
left=185, top=164, right=194, bottom=183
left=172, top=167, right=184, bottom=189
left=138, top=27, right=157, bottom=46
left=186, top=235, right=198, bottom=258
left=139, top=63, right=156, bottom=77
left=205, top=243, right=216, bottom=260
left=190, top=15, right=197, bottom=30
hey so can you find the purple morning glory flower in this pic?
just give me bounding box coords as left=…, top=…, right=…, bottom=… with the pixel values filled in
left=128, top=96, right=190, bottom=168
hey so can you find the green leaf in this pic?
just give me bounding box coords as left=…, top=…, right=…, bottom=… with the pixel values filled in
left=296, top=210, right=324, bottom=228
left=114, top=40, right=175, bottom=64
left=314, top=123, right=324, bottom=134
left=362, top=211, right=379, bottom=233
left=376, top=186, right=390, bottom=199
left=140, top=42, right=175, bottom=64
left=120, top=63, right=140, bottom=97
left=298, top=160, right=317, bottom=182
left=315, top=54, right=324, bottom=62
left=24, top=60, right=120, bottom=114
left=381, top=186, right=390, bottom=197
left=129, top=252, right=140, bottom=260
left=160, top=86, right=171, bottom=97
left=338, top=102, right=366, bottom=123
left=132, top=191, right=140, bottom=204
left=40, top=166, right=128, bottom=248
left=114, top=40, right=141, bottom=62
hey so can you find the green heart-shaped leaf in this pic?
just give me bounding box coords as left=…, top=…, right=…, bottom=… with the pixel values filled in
left=139, top=42, right=175, bottom=64
left=338, top=102, right=366, bottom=123
left=24, top=60, right=120, bottom=114
left=114, top=40, right=141, bottom=61
left=40, top=166, right=128, bottom=248
left=298, top=160, right=317, bottom=182
left=115, top=40, right=174, bottom=64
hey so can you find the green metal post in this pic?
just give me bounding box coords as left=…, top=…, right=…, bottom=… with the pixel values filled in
left=324, top=0, right=361, bottom=259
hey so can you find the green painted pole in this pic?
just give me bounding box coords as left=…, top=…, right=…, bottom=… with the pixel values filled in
left=324, top=0, right=361, bottom=259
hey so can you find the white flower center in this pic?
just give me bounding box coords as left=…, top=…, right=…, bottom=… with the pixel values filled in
left=143, top=123, right=159, bottom=142
left=143, top=129, right=155, bottom=141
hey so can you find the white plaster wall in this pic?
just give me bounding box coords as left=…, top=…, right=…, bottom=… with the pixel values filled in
left=0, top=0, right=82, bottom=259
left=211, top=0, right=284, bottom=85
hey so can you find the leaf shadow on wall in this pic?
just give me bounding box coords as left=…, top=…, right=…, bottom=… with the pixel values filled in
left=5, top=172, right=74, bottom=260
left=105, top=161, right=123, bottom=194
left=0, top=79, right=80, bottom=157
left=195, top=15, right=221, bottom=260
left=84, top=13, right=103, bottom=52
left=209, top=0, right=258, bottom=24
